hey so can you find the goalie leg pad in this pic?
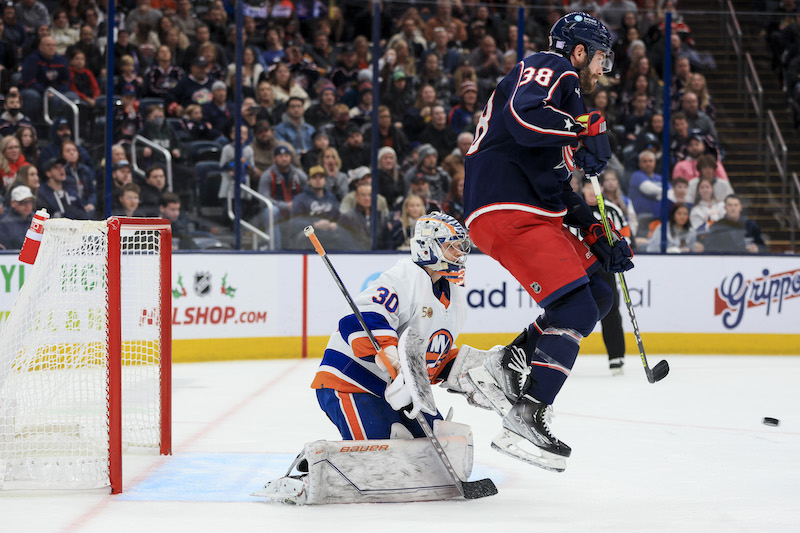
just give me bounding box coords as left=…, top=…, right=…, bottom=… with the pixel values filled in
left=253, top=422, right=474, bottom=505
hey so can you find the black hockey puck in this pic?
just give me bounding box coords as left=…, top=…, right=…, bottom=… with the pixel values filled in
left=763, top=417, right=780, bottom=427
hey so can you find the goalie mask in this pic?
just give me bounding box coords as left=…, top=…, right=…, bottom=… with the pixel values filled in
left=410, top=212, right=470, bottom=285
left=549, top=12, right=614, bottom=73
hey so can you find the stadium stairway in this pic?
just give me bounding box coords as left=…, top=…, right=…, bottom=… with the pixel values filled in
left=684, top=1, right=798, bottom=253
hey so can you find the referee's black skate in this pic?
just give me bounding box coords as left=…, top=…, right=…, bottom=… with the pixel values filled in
left=491, top=395, right=571, bottom=473
left=465, top=329, right=533, bottom=417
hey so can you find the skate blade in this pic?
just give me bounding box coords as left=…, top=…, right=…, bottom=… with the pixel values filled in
left=490, top=429, right=567, bottom=473
left=251, top=476, right=306, bottom=504
left=610, top=366, right=624, bottom=376
left=465, top=366, right=513, bottom=417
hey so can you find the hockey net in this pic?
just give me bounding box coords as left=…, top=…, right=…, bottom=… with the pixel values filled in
left=0, top=217, right=172, bottom=493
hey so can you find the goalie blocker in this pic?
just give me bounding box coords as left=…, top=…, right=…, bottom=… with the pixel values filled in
left=253, top=419, right=474, bottom=505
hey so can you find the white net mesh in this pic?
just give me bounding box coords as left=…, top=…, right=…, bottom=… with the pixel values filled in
left=0, top=219, right=166, bottom=490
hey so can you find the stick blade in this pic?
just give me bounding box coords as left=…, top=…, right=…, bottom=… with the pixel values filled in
left=461, top=478, right=498, bottom=499
left=647, top=360, right=670, bottom=383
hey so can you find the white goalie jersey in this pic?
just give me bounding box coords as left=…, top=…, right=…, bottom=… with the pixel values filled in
left=311, top=258, right=468, bottom=396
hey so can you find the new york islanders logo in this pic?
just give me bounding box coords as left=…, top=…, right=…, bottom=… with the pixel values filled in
left=425, top=329, right=454, bottom=378
left=714, top=268, right=800, bottom=329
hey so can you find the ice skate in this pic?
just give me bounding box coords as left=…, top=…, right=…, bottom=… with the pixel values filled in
left=609, top=356, right=624, bottom=376
left=465, top=330, right=532, bottom=417
left=491, top=395, right=571, bottom=473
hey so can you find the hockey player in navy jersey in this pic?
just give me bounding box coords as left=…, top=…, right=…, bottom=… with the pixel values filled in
left=463, top=12, right=634, bottom=472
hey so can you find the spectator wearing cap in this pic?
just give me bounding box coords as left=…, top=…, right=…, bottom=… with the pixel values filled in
left=202, top=80, right=236, bottom=133
left=339, top=165, right=389, bottom=218
left=40, top=117, right=94, bottom=171
left=2, top=1, right=28, bottom=54
left=15, top=0, right=49, bottom=33
left=382, top=70, right=415, bottom=125
left=363, top=105, right=409, bottom=163
left=166, top=55, right=214, bottom=118
left=274, top=95, right=315, bottom=155
left=338, top=124, right=369, bottom=173
left=301, top=131, right=330, bottom=174
left=251, top=120, right=296, bottom=177
left=37, top=157, right=87, bottom=219
left=348, top=82, right=374, bottom=127
left=680, top=91, right=718, bottom=142
left=304, top=84, right=337, bottom=129
left=448, top=81, right=479, bottom=135
left=427, top=25, right=461, bottom=74
left=287, top=165, right=342, bottom=249
left=407, top=172, right=444, bottom=215
left=463, top=19, right=488, bottom=52
left=329, top=44, right=359, bottom=94
left=144, top=44, right=184, bottom=98
left=270, top=62, right=311, bottom=110
left=419, top=104, right=458, bottom=164
left=0, top=185, right=35, bottom=249
left=403, top=143, right=450, bottom=205
left=20, top=36, right=77, bottom=123
left=258, top=144, right=307, bottom=249
left=113, top=84, right=144, bottom=143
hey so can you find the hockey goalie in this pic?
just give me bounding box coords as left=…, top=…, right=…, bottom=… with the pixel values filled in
left=254, top=213, right=499, bottom=504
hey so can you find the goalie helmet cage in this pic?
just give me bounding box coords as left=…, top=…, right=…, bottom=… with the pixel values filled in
left=0, top=217, right=172, bottom=494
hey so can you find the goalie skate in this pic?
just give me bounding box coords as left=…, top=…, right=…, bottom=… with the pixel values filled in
left=251, top=475, right=307, bottom=504
left=491, top=429, right=567, bottom=473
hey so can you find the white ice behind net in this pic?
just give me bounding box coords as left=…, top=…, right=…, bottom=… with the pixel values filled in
left=0, top=219, right=163, bottom=490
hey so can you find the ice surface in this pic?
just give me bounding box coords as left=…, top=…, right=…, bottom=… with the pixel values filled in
left=2, top=355, right=798, bottom=532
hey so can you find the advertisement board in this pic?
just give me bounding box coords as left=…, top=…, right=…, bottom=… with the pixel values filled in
left=2, top=251, right=798, bottom=359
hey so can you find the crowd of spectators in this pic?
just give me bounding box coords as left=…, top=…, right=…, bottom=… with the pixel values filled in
left=0, top=0, right=765, bottom=253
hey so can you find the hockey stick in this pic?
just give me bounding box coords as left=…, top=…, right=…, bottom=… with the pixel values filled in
left=587, top=175, right=669, bottom=384
left=304, top=226, right=497, bottom=500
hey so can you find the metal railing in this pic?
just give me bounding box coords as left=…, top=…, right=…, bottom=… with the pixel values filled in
left=764, top=109, right=788, bottom=191
left=743, top=53, right=764, bottom=157
left=43, top=87, right=80, bottom=145
left=721, top=0, right=743, bottom=95
left=790, top=172, right=800, bottom=252
left=226, top=184, right=274, bottom=250
left=131, top=135, right=174, bottom=191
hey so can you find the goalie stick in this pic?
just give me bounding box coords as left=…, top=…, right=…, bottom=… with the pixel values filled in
left=587, top=175, right=669, bottom=384
left=304, top=226, right=497, bottom=500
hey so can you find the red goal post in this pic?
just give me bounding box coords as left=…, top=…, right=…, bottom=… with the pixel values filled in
left=0, top=217, right=172, bottom=494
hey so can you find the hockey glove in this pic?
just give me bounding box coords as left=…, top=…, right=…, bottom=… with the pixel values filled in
left=385, top=370, right=424, bottom=419
left=574, top=111, right=611, bottom=176
left=583, top=222, right=634, bottom=273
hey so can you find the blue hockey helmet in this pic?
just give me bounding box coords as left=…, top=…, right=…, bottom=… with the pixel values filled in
left=410, top=212, right=471, bottom=285
left=549, top=12, right=614, bottom=73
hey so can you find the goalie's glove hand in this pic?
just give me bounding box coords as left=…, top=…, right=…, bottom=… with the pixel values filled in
left=583, top=222, right=634, bottom=273
left=574, top=111, right=611, bottom=176
left=385, top=370, right=422, bottom=419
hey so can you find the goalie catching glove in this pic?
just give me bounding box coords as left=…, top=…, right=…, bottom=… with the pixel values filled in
left=574, top=111, right=611, bottom=176
left=582, top=222, right=634, bottom=273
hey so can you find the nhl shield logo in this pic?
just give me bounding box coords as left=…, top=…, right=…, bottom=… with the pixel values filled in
left=194, top=271, right=212, bottom=297
left=530, top=281, right=542, bottom=294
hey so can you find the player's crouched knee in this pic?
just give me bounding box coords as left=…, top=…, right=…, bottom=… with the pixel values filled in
left=548, top=284, right=599, bottom=337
